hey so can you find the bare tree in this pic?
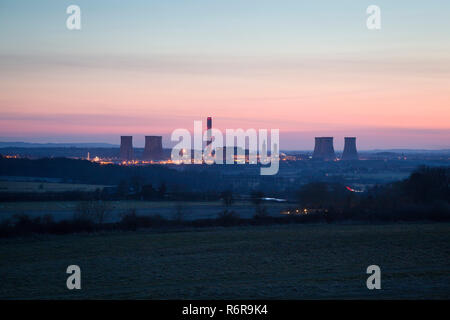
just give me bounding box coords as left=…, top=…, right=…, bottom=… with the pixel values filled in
left=74, top=200, right=112, bottom=224
left=74, top=201, right=94, bottom=222
left=172, top=202, right=186, bottom=223
left=251, top=190, right=268, bottom=218
left=93, top=200, right=112, bottom=225
left=221, top=190, right=234, bottom=209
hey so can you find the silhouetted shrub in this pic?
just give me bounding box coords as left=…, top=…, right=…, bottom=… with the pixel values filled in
left=217, top=210, right=241, bottom=226
left=119, top=208, right=138, bottom=231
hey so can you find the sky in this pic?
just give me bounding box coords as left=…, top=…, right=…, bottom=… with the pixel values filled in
left=0, top=0, right=449, bottom=150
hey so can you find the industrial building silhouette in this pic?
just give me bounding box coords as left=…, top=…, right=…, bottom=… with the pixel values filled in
left=119, top=118, right=359, bottom=162
left=312, top=136, right=359, bottom=161
left=143, top=136, right=163, bottom=160
left=312, top=137, right=336, bottom=161
left=120, top=135, right=163, bottom=161
left=120, top=136, right=134, bottom=161
left=342, top=137, right=359, bottom=160
left=206, top=116, right=212, bottom=147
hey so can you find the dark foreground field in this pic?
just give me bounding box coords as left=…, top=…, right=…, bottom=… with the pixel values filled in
left=0, top=223, right=449, bottom=299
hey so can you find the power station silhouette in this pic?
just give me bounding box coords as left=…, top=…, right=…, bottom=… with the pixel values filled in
left=143, top=136, right=163, bottom=160
left=342, top=137, right=359, bottom=160
left=312, top=137, right=335, bottom=161
left=119, top=136, right=134, bottom=161
left=119, top=118, right=359, bottom=162
left=312, top=137, right=359, bottom=161
left=206, top=116, right=212, bottom=148
left=120, top=135, right=163, bottom=161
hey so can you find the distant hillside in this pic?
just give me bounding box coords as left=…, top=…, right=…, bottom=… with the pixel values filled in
left=0, top=142, right=119, bottom=148
left=1, top=142, right=448, bottom=154
left=367, top=149, right=450, bottom=154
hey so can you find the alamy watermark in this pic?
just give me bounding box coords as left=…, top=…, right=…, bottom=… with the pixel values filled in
left=66, top=265, right=81, bottom=290
left=366, top=5, right=381, bottom=30
left=66, top=5, right=81, bottom=30
left=366, top=265, right=381, bottom=290
left=66, top=4, right=381, bottom=31
left=171, top=121, right=280, bottom=175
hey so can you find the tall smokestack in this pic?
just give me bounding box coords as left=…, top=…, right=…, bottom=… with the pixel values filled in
left=312, top=137, right=335, bottom=161
left=205, top=116, right=214, bottom=160
left=206, top=117, right=212, bottom=147
left=143, top=136, right=163, bottom=160
left=120, top=136, right=134, bottom=161
left=342, top=137, right=358, bottom=160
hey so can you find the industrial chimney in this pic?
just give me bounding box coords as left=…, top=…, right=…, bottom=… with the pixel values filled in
left=206, top=116, right=212, bottom=147
left=143, top=136, right=163, bottom=160
left=120, top=136, right=134, bottom=161
left=342, top=137, right=358, bottom=160
left=312, top=137, right=336, bottom=161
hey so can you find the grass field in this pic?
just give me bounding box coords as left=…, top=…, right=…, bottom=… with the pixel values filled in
left=0, top=223, right=449, bottom=299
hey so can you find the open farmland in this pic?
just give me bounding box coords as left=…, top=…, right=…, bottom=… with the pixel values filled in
left=0, top=223, right=449, bottom=299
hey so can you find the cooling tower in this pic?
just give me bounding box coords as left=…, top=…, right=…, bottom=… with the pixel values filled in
left=120, top=136, right=134, bottom=161
left=312, top=137, right=336, bottom=161
left=342, top=137, right=359, bottom=160
left=143, top=136, right=163, bottom=160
